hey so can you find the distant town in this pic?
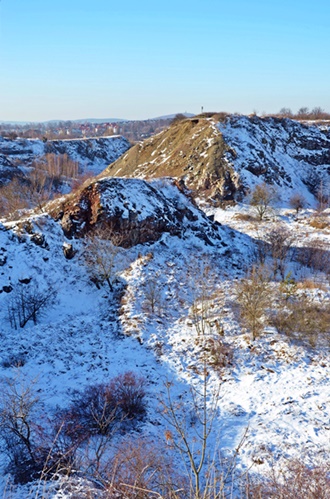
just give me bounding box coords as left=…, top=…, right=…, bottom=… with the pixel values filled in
left=0, top=117, right=174, bottom=142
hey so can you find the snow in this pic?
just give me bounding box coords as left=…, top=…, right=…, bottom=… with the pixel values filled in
left=0, top=121, right=330, bottom=496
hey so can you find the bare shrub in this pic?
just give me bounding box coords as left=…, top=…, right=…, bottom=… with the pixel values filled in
left=233, top=213, right=255, bottom=222
left=102, top=437, right=184, bottom=498
left=58, top=372, right=147, bottom=442
left=143, top=274, right=163, bottom=315
left=0, top=374, right=46, bottom=484
left=308, top=216, right=330, bottom=230
left=235, top=266, right=271, bottom=340
left=316, top=180, right=330, bottom=213
left=289, top=192, right=306, bottom=214
left=84, top=226, right=126, bottom=291
left=187, top=257, right=220, bottom=337
left=250, top=459, right=330, bottom=498
left=0, top=178, right=30, bottom=218
left=250, top=182, right=278, bottom=221
left=70, top=170, right=94, bottom=191
left=204, top=337, right=233, bottom=373
left=161, top=376, right=247, bottom=499
left=170, top=113, right=187, bottom=125
left=264, top=224, right=295, bottom=278
left=271, top=286, right=330, bottom=347
left=7, top=283, right=57, bottom=329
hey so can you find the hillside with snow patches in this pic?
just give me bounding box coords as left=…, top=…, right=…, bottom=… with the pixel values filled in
left=0, top=135, right=131, bottom=184
left=106, top=115, right=330, bottom=206
left=0, top=117, right=329, bottom=496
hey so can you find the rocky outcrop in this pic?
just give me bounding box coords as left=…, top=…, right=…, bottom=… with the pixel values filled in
left=217, top=115, right=330, bottom=201
left=49, top=177, right=224, bottom=247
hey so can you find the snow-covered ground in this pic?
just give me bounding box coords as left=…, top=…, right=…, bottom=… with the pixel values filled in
left=0, top=172, right=329, bottom=497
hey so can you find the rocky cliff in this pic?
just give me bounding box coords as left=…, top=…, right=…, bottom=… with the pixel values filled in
left=49, top=176, right=225, bottom=247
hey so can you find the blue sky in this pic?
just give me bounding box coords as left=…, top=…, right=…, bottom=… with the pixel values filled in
left=0, top=0, right=329, bottom=121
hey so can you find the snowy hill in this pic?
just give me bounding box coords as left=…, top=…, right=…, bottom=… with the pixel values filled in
left=105, top=115, right=330, bottom=205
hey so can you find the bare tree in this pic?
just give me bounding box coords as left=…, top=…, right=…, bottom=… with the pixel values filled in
left=316, top=180, right=330, bottom=213
left=7, top=283, right=57, bottom=329
left=250, top=183, right=278, bottom=221
left=143, top=273, right=163, bottom=315
left=84, top=226, right=126, bottom=291
left=289, top=193, right=306, bottom=214
left=265, top=224, right=295, bottom=279
left=159, top=260, right=243, bottom=498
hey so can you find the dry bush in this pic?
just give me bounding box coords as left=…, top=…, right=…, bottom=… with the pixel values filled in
left=143, top=275, right=163, bottom=315
left=170, top=113, right=187, bottom=126
left=235, top=266, right=272, bottom=340
left=297, top=279, right=327, bottom=291
left=270, top=289, right=330, bottom=347
left=289, top=193, right=306, bottom=214
left=264, top=224, right=295, bottom=278
left=213, top=112, right=230, bottom=122
left=204, top=337, right=233, bottom=373
left=57, top=372, right=147, bottom=442
left=308, top=216, right=330, bottom=230
left=84, top=226, right=125, bottom=291
left=0, top=374, right=58, bottom=484
left=233, top=213, right=255, bottom=222
left=0, top=178, right=30, bottom=218
left=250, top=183, right=278, bottom=221
left=316, top=180, right=330, bottom=213
left=71, top=170, right=95, bottom=191
left=0, top=154, right=79, bottom=218
left=102, top=437, right=185, bottom=498
left=249, top=459, right=330, bottom=498
left=7, top=283, right=57, bottom=329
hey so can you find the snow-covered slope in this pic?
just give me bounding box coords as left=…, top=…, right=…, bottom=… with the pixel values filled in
left=218, top=115, right=330, bottom=204
left=0, top=162, right=329, bottom=495
left=0, top=135, right=131, bottom=183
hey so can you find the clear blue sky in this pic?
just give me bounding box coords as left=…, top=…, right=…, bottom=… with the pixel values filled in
left=0, top=0, right=329, bottom=121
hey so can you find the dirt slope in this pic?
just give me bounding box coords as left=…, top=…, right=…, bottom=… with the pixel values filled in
left=104, top=117, right=239, bottom=201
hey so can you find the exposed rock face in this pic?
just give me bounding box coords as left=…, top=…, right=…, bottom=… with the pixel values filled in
left=104, top=115, right=330, bottom=203
left=0, top=135, right=131, bottom=184
left=217, top=115, right=330, bottom=200
left=49, top=177, right=224, bottom=247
